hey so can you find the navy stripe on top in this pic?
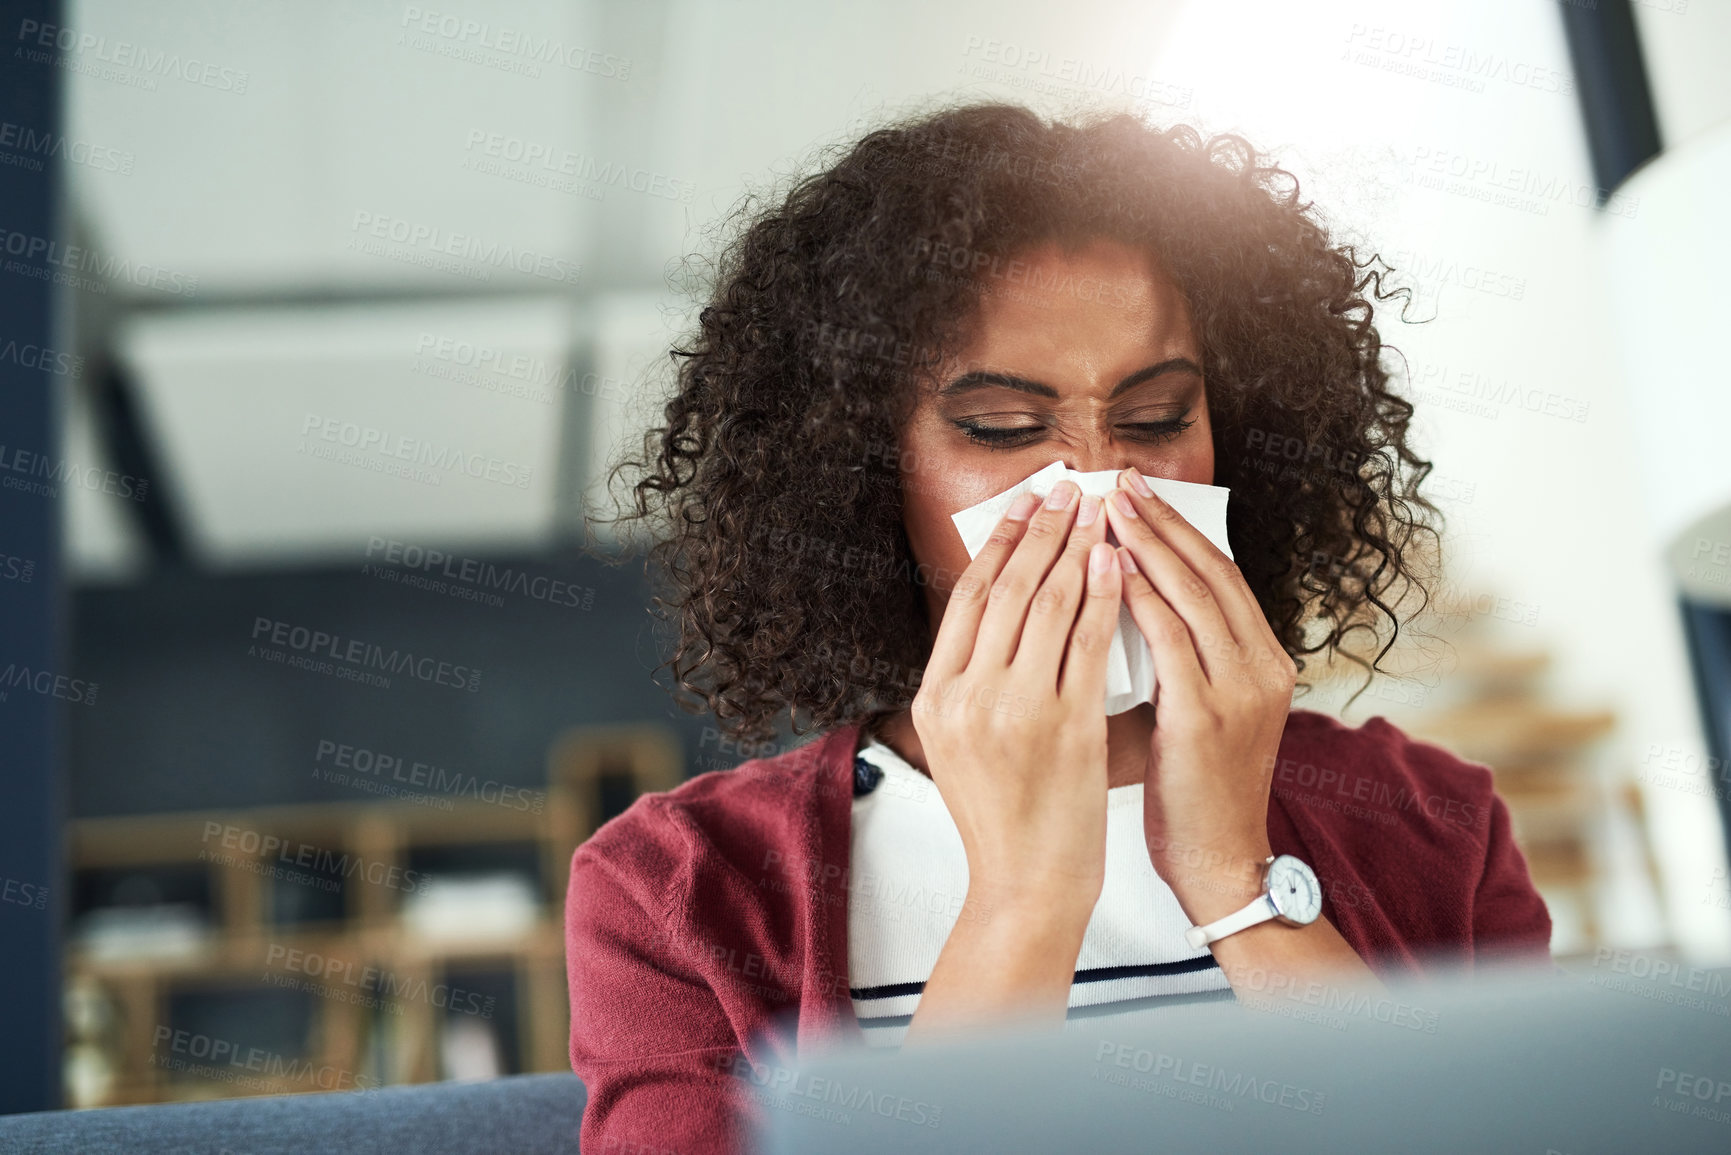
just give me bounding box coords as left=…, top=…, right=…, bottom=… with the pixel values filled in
left=848, top=953, right=1221, bottom=1002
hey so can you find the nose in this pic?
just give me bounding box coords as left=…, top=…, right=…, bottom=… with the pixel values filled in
left=1057, top=454, right=1137, bottom=481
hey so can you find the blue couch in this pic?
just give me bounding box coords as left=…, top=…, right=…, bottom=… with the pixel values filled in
left=0, top=1072, right=586, bottom=1154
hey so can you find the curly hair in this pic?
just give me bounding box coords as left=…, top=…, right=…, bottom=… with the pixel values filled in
left=588, top=99, right=1442, bottom=746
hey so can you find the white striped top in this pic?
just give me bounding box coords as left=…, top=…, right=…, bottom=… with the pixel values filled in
left=846, top=739, right=1233, bottom=1048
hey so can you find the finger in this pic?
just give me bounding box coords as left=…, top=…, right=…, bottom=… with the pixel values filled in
left=971, top=479, right=1083, bottom=669
left=1056, top=541, right=1121, bottom=705
left=1115, top=470, right=1279, bottom=660
left=1103, top=487, right=1246, bottom=684
left=1013, top=492, right=1107, bottom=683
left=1114, top=545, right=1208, bottom=712
left=925, top=491, right=1040, bottom=679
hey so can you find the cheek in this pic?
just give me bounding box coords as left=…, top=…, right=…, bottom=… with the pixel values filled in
left=898, top=476, right=977, bottom=593
left=1141, top=425, right=1215, bottom=486
left=1192, top=411, right=1217, bottom=483
left=895, top=429, right=1005, bottom=595
left=1184, top=437, right=1215, bottom=486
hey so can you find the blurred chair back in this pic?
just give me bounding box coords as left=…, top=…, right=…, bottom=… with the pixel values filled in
left=0, top=1071, right=585, bottom=1155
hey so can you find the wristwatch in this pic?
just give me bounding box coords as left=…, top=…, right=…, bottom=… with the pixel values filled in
left=1183, top=854, right=1323, bottom=949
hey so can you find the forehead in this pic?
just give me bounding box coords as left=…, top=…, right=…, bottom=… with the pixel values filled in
left=951, top=238, right=1198, bottom=373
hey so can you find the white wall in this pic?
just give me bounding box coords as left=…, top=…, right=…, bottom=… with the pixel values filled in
left=1635, top=0, right=1731, bottom=153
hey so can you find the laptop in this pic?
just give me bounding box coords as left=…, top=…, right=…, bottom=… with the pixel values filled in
left=756, top=957, right=1731, bottom=1153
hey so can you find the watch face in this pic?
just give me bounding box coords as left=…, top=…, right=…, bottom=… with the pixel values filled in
left=1266, top=855, right=1323, bottom=925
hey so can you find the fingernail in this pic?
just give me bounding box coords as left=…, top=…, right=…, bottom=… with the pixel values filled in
left=1118, top=547, right=1138, bottom=574
left=1076, top=494, right=1101, bottom=526
left=1089, top=542, right=1113, bottom=574
left=1111, top=490, right=1139, bottom=518
left=1128, top=471, right=1155, bottom=498
left=1007, top=492, right=1039, bottom=521
left=1044, top=480, right=1076, bottom=510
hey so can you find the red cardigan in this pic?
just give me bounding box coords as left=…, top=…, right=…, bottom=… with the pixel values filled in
left=564, top=708, right=1551, bottom=1154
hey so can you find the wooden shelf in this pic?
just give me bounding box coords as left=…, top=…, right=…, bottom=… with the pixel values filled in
left=64, top=723, right=682, bottom=1107
left=1406, top=700, right=1617, bottom=761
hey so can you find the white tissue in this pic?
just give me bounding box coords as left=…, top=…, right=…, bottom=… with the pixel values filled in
left=948, top=460, right=1233, bottom=715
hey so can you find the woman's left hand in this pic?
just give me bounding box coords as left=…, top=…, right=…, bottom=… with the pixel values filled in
left=1102, top=468, right=1299, bottom=925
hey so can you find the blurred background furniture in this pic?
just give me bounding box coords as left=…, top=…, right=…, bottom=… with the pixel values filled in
left=1301, top=590, right=1668, bottom=962
left=61, top=726, right=679, bottom=1108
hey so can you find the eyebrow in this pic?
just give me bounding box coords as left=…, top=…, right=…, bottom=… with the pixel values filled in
left=936, top=357, right=1204, bottom=401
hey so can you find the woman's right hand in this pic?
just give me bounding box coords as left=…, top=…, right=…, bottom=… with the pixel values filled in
left=903, top=479, right=1123, bottom=1040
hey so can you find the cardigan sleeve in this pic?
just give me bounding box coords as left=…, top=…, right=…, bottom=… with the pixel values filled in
left=1469, top=787, right=1554, bottom=965
left=566, top=841, right=762, bottom=1155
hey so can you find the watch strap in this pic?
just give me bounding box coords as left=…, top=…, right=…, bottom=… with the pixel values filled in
left=1183, top=892, right=1277, bottom=949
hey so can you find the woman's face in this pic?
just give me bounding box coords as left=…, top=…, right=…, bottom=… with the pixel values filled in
left=896, top=237, right=1215, bottom=634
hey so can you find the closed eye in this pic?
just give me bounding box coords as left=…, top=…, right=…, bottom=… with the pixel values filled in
left=953, top=417, right=1196, bottom=449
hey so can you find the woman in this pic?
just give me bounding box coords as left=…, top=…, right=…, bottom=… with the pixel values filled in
left=566, top=101, right=1550, bottom=1154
